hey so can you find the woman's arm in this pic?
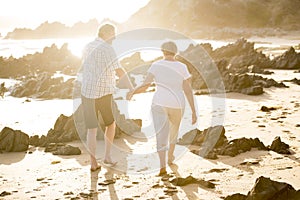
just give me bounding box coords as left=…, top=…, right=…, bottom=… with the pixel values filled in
left=127, top=73, right=154, bottom=100
left=183, top=78, right=197, bottom=124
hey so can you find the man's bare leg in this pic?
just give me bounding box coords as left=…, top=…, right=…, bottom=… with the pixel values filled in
left=87, top=128, right=100, bottom=170
left=104, top=121, right=116, bottom=164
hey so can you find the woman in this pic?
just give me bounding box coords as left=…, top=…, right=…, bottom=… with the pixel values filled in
left=127, top=41, right=197, bottom=176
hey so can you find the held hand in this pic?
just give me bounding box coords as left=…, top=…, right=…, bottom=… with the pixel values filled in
left=192, top=111, right=197, bottom=125
left=126, top=90, right=134, bottom=100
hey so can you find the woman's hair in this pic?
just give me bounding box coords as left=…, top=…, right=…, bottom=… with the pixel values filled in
left=98, top=23, right=115, bottom=38
left=161, top=41, right=177, bottom=56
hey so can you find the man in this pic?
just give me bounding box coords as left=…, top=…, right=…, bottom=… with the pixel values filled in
left=81, top=23, right=133, bottom=171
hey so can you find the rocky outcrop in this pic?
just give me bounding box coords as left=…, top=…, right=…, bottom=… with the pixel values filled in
left=268, top=136, right=291, bottom=155
left=272, top=47, right=300, bottom=69
left=178, top=39, right=287, bottom=95
left=4, top=19, right=102, bottom=39
left=212, top=38, right=272, bottom=69
left=0, top=127, right=29, bottom=152
left=0, top=43, right=80, bottom=78
left=29, top=101, right=142, bottom=147
left=10, top=72, right=74, bottom=99
left=179, top=126, right=291, bottom=159
left=224, top=176, right=300, bottom=200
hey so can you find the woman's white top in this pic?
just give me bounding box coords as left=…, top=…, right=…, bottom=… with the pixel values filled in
left=148, top=59, right=191, bottom=109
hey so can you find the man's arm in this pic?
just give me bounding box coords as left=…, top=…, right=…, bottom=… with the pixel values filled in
left=115, top=68, right=134, bottom=91
left=126, top=73, right=154, bottom=100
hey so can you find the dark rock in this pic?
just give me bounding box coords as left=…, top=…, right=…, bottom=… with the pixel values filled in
left=53, top=145, right=81, bottom=155
left=249, top=65, right=273, bottom=75
left=0, top=127, right=29, bottom=152
left=177, top=129, right=199, bottom=145
left=224, top=193, right=247, bottom=200
left=178, top=125, right=226, bottom=158
left=46, top=114, right=80, bottom=144
left=182, top=125, right=269, bottom=158
left=45, top=143, right=81, bottom=155
left=246, top=176, right=300, bottom=200
left=225, top=176, right=300, bottom=200
left=0, top=191, right=12, bottom=197
left=29, top=135, right=40, bottom=147
left=241, top=86, right=263, bottom=95
left=269, top=136, right=291, bottom=154
left=0, top=82, right=8, bottom=98
left=272, top=47, right=300, bottom=69
left=170, top=175, right=215, bottom=188
left=260, top=106, right=277, bottom=112
left=10, top=72, right=76, bottom=99
left=284, top=78, right=300, bottom=85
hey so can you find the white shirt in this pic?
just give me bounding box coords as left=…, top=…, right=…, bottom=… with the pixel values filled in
left=148, top=60, right=191, bottom=109
left=81, top=38, right=121, bottom=99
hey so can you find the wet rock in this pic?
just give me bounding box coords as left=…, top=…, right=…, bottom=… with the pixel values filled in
left=0, top=127, right=29, bottom=152
left=269, top=136, right=291, bottom=154
left=170, top=175, right=215, bottom=188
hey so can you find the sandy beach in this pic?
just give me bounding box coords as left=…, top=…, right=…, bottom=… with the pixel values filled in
left=1, top=69, right=300, bottom=199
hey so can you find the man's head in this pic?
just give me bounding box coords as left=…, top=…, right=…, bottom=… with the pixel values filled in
left=161, top=41, right=177, bottom=57
left=98, top=23, right=116, bottom=44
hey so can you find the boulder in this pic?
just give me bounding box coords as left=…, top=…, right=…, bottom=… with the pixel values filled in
left=0, top=127, right=29, bottom=152
left=45, top=143, right=81, bottom=155
left=269, top=136, right=291, bottom=154
left=241, top=86, right=263, bottom=95
left=224, top=194, right=247, bottom=200
left=246, top=176, right=300, bottom=200
left=225, top=176, right=300, bottom=200
left=272, top=47, right=300, bottom=69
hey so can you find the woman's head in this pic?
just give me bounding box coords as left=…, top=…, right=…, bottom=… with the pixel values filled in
left=161, top=41, right=177, bottom=57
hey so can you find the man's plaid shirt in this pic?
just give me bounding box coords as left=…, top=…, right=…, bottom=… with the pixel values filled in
left=81, top=38, right=121, bottom=99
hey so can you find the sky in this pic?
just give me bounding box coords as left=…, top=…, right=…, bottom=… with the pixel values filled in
left=0, top=0, right=150, bottom=32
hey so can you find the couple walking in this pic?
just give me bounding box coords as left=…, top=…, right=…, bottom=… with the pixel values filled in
left=80, top=23, right=197, bottom=175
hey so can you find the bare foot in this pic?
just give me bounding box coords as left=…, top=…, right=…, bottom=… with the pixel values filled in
left=90, top=164, right=101, bottom=171
left=158, top=167, right=167, bottom=176
left=103, top=160, right=118, bottom=167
